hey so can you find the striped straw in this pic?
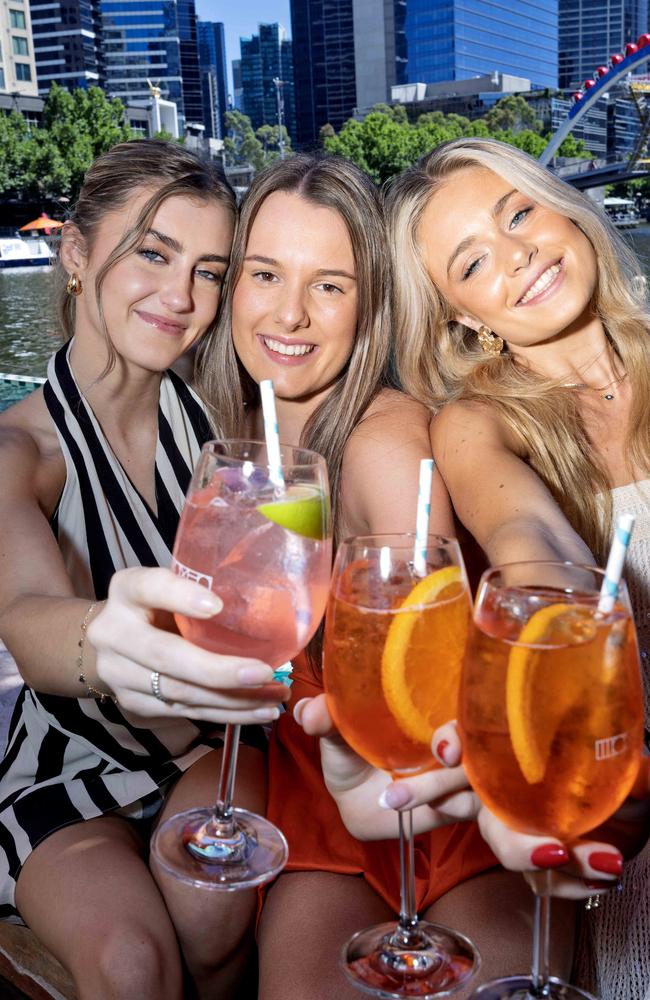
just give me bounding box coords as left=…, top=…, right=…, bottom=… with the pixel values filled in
left=597, top=512, right=635, bottom=614
left=413, top=458, right=434, bottom=577
left=259, top=379, right=285, bottom=489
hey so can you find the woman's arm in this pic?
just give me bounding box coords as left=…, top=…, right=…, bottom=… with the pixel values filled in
left=340, top=391, right=453, bottom=537
left=431, top=401, right=594, bottom=566
left=0, top=421, right=287, bottom=721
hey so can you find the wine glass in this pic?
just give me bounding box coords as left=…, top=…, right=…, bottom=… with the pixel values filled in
left=151, top=439, right=332, bottom=889
left=324, top=533, right=480, bottom=998
left=459, top=561, right=644, bottom=1000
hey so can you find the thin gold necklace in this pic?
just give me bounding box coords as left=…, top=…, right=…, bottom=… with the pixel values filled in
left=562, top=371, right=629, bottom=400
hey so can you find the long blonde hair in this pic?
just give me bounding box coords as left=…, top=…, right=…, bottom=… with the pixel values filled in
left=386, top=137, right=650, bottom=561
left=196, top=154, right=393, bottom=543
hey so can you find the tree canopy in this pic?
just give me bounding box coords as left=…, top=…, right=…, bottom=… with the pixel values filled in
left=0, top=83, right=134, bottom=201
left=322, top=98, right=589, bottom=183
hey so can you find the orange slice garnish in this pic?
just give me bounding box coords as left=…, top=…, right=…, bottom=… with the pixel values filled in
left=381, top=566, right=470, bottom=745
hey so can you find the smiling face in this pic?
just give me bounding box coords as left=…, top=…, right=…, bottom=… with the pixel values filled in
left=419, top=166, right=599, bottom=354
left=231, top=190, right=359, bottom=402
left=68, top=188, right=234, bottom=373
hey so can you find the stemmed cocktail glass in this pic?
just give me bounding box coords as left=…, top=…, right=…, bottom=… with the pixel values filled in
left=324, top=533, right=480, bottom=998
left=152, top=439, right=332, bottom=889
left=460, top=561, right=644, bottom=999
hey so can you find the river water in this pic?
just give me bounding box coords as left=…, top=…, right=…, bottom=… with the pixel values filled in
left=2, top=228, right=650, bottom=377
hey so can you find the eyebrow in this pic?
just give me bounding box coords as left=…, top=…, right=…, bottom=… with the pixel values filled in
left=244, top=254, right=356, bottom=280
left=446, top=189, right=518, bottom=276
left=146, top=229, right=229, bottom=264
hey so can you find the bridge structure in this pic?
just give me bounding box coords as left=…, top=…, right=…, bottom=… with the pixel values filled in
left=540, top=35, right=650, bottom=186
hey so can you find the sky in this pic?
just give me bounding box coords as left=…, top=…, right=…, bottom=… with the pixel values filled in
left=195, top=0, right=292, bottom=97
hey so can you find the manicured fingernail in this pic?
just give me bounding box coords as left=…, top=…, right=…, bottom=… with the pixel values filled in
left=584, top=879, right=612, bottom=889
left=293, top=698, right=309, bottom=724
left=237, top=665, right=273, bottom=685
left=378, top=784, right=412, bottom=810
left=435, top=739, right=450, bottom=765
left=189, top=591, right=222, bottom=615
left=253, top=707, right=280, bottom=721
left=588, top=851, right=623, bottom=876
left=530, top=843, right=570, bottom=868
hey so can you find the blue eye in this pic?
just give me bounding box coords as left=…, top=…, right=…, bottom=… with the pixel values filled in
left=511, top=207, right=531, bottom=227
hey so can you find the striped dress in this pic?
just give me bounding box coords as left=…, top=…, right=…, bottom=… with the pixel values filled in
left=0, top=342, right=223, bottom=920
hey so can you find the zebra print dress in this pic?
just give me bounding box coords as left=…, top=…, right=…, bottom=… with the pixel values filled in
left=0, top=342, right=224, bottom=920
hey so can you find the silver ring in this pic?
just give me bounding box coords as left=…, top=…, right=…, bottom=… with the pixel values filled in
left=150, top=670, right=169, bottom=703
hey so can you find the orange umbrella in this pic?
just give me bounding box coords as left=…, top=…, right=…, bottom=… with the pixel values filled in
left=19, top=214, right=64, bottom=234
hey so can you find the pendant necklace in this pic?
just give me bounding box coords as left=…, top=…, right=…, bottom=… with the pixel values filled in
left=562, top=371, right=628, bottom=400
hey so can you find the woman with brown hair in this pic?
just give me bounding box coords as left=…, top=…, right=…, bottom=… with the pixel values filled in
left=0, top=139, right=287, bottom=999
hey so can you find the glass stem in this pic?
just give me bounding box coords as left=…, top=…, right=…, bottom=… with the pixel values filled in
left=212, top=723, right=241, bottom=835
left=530, top=871, right=552, bottom=997
left=393, top=808, right=420, bottom=945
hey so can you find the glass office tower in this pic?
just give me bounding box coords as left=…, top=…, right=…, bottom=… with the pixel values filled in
left=559, top=0, right=648, bottom=89
left=403, top=0, right=558, bottom=88
left=197, top=19, right=227, bottom=138
left=30, top=0, right=102, bottom=93
left=240, top=22, right=296, bottom=142
left=290, top=0, right=356, bottom=148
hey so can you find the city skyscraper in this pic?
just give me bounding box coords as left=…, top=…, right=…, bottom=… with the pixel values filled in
left=0, top=0, right=38, bottom=93
left=290, top=0, right=356, bottom=148
left=559, top=0, right=648, bottom=89
left=240, top=22, right=296, bottom=142
left=30, top=0, right=101, bottom=93
left=354, top=0, right=558, bottom=112
left=197, top=19, right=227, bottom=139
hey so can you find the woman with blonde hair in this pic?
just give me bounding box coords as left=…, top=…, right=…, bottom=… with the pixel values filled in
left=382, top=137, right=650, bottom=1000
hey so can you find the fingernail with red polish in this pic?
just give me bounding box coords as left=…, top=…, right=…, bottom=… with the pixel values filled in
left=588, top=852, right=623, bottom=876
left=530, top=843, right=570, bottom=868
left=435, top=739, right=450, bottom=765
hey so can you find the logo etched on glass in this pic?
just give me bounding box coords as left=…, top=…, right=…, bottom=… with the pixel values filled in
left=171, top=557, right=213, bottom=589
left=595, top=732, right=628, bottom=761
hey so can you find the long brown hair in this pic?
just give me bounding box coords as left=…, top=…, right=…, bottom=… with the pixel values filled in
left=58, top=139, right=236, bottom=370
left=386, top=137, right=650, bottom=562
left=196, top=154, right=394, bottom=543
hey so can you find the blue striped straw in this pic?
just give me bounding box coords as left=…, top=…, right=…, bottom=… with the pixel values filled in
left=259, top=379, right=285, bottom=489
left=413, top=458, right=434, bottom=577
left=597, top=512, right=635, bottom=614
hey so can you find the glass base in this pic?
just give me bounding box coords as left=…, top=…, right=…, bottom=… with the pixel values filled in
left=151, top=806, right=288, bottom=891
left=470, top=975, right=597, bottom=999
left=342, top=919, right=479, bottom=998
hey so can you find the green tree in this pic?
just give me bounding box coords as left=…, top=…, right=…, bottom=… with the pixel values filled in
left=255, top=123, right=293, bottom=164
left=223, top=110, right=264, bottom=171
left=0, top=110, right=32, bottom=194
left=484, top=95, right=543, bottom=134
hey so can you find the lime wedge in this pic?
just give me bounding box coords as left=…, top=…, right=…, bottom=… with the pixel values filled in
left=257, top=485, right=329, bottom=539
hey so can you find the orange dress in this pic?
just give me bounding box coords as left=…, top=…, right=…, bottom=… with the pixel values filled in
left=265, top=654, right=497, bottom=914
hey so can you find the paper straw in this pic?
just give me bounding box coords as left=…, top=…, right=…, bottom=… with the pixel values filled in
left=413, top=459, right=434, bottom=577
left=598, top=512, right=635, bottom=613
left=259, top=379, right=285, bottom=489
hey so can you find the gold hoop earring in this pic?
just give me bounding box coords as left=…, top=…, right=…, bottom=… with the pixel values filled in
left=477, top=325, right=503, bottom=356
left=66, top=273, right=82, bottom=297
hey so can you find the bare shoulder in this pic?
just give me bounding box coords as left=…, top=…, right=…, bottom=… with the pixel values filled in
left=0, top=389, right=63, bottom=506
left=347, top=389, right=431, bottom=452
left=431, top=398, right=523, bottom=458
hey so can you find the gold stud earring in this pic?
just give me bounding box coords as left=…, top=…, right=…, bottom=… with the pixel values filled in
left=66, top=273, right=82, bottom=296
left=477, top=325, right=503, bottom=356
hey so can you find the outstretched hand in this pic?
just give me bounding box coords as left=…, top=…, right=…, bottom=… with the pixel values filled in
left=296, top=702, right=647, bottom=901
left=89, top=566, right=290, bottom=724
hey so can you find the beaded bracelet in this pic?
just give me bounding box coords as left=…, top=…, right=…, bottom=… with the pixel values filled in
left=76, top=601, right=110, bottom=702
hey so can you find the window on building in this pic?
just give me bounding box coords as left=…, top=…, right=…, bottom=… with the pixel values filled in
left=12, top=36, right=28, bottom=56
left=9, top=9, right=26, bottom=28
left=0, top=68, right=5, bottom=89
left=15, top=62, right=31, bottom=81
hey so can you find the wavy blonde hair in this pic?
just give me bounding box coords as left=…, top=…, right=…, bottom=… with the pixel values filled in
left=196, top=154, right=393, bottom=544
left=386, top=137, right=650, bottom=561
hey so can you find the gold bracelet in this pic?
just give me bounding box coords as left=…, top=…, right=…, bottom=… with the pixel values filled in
left=76, top=602, right=110, bottom=702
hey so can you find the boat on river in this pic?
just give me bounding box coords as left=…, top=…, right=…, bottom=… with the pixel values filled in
left=0, top=372, right=45, bottom=412
left=603, top=197, right=642, bottom=229
left=0, top=235, right=52, bottom=269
